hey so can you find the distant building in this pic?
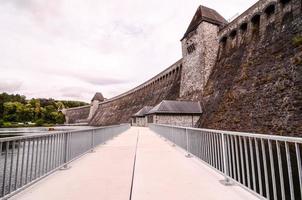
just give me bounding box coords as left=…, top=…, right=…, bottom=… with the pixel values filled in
left=132, top=106, right=153, bottom=127
left=147, top=100, right=202, bottom=127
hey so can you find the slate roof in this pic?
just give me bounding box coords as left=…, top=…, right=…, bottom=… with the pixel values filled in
left=181, top=5, right=227, bottom=40
left=133, top=106, right=153, bottom=117
left=147, top=100, right=202, bottom=115
left=91, top=92, right=105, bottom=102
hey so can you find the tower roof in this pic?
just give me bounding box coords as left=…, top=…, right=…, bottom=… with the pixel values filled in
left=147, top=100, right=202, bottom=115
left=133, top=106, right=153, bottom=117
left=181, top=6, right=227, bottom=40
left=91, top=92, right=105, bottom=102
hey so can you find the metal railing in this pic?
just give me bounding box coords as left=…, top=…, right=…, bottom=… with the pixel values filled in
left=0, top=124, right=130, bottom=199
left=149, top=124, right=302, bottom=200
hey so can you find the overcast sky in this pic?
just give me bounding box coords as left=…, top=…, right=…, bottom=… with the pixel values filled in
left=0, top=0, right=257, bottom=102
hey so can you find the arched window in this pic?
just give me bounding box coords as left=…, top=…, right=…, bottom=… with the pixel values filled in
left=251, top=14, right=261, bottom=28
left=251, top=14, right=261, bottom=36
left=265, top=4, right=276, bottom=18
left=240, top=23, right=248, bottom=33
left=230, top=30, right=237, bottom=39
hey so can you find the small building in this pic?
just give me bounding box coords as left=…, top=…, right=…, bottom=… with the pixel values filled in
left=132, top=106, right=153, bottom=127
left=147, top=100, right=202, bottom=127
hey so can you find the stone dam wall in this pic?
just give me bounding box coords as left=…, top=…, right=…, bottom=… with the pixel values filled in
left=63, top=105, right=90, bottom=124
left=89, top=60, right=182, bottom=126
left=198, top=0, right=302, bottom=136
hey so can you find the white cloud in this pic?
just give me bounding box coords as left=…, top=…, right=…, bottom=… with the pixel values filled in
left=0, top=0, right=258, bottom=102
left=0, top=79, right=23, bottom=92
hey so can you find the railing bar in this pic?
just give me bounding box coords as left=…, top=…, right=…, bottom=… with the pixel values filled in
left=38, top=137, right=43, bottom=178
left=204, top=132, right=208, bottom=163
left=53, top=135, right=57, bottom=168
left=208, top=133, right=213, bottom=166
left=67, top=133, right=71, bottom=162
left=295, top=143, right=302, bottom=200
left=8, top=141, right=15, bottom=193
left=29, top=140, right=36, bottom=182
left=25, top=140, right=31, bottom=185
left=235, top=136, right=241, bottom=183
left=207, top=133, right=211, bottom=165
left=276, top=141, right=285, bottom=200
left=239, top=136, right=245, bottom=185
left=50, top=135, right=54, bottom=170
left=211, top=133, right=216, bottom=167
left=57, top=134, right=61, bottom=167
left=220, top=135, right=225, bottom=172
left=199, top=131, right=203, bottom=160
left=244, top=137, right=250, bottom=188
left=261, top=139, right=270, bottom=199
left=231, top=136, right=237, bottom=180
left=285, top=142, right=295, bottom=200
left=255, top=138, right=263, bottom=195
left=45, top=136, right=50, bottom=173
left=198, top=131, right=202, bottom=160
left=215, top=134, right=220, bottom=171
left=14, top=140, right=21, bottom=191
left=20, top=140, right=26, bottom=187
left=249, top=137, right=256, bottom=191
left=214, top=134, right=219, bottom=169
left=268, top=140, right=277, bottom=200
left=201, top=131, right=205, bottom=161
left=34, top=139, right=39, bottom=180
left=2, top=141, right=9, bottom=197
left=221, top=133, right=229, bottom=181
left=60, top=134, right=64, bottom=165
left=227, top=135, right=232, bottom=177
left=42, top=137, right=47, bottom=175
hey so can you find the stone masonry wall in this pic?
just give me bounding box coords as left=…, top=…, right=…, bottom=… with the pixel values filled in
left=64, top=106, right=90, bottom=124
left=180, top=21, right=220, bottom=100
left=154, top=115, right=200, bottom=127
left=199, top=0, right=302, bottom=136
left=89, top=61, right=182, bottom=126
left=132, top=117, right=148, bottom=127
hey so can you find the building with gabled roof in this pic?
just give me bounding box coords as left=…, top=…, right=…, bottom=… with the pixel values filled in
left=147, top=100, right=202, bottom=127
left=132, top=106, right=153, bottom=127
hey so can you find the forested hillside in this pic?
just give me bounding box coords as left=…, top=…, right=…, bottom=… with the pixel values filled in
left=0, top=93, right=88, bottom=127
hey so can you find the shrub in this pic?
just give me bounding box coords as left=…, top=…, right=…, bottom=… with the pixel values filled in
left=35, top=119, right=44, bottom=126
left=2, top=122, right=12, bottom=128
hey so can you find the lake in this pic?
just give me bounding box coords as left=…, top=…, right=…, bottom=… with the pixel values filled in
left=0, top=126, right=93, bottom=138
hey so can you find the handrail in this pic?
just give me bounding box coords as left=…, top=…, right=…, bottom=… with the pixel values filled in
left=149, top=124, right=302, bottom=200
left=0, top=124, right=130, bottom=199
left=153, top=123, right=302, bottom=143
left=0, top=124, right=125, bottom=142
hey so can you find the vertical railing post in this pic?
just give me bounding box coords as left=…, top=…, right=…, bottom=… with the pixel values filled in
left=171, top=127, right=175, bottom=147
left=61, top=133, right=70, bottom=170
left=185, top=128, right=191, bottom=158
left=90, top=130, right=95, bottom=153
left=221, top=133, right=232, bottom=185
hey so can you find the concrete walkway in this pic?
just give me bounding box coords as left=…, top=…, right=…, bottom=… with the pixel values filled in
left=12, top=127, right=258, bottom=200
